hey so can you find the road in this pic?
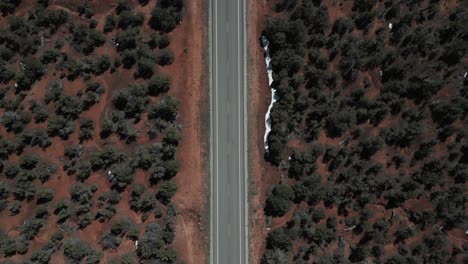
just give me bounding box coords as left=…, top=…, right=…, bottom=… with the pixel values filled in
left=209, top=0, right=248, bottom=263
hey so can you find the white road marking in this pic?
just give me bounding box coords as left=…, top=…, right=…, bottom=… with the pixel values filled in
left=214, top=1, right=220, bottom=263
left=236, top=0, right=243, bottom=263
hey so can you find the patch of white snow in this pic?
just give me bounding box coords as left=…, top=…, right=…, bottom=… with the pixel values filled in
left=261, top=36, right=278, bottom=152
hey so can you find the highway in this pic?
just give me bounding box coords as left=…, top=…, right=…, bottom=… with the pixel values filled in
left=209, top=0, right=248, bottom=263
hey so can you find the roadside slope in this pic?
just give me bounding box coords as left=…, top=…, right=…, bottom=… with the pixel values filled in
left=247, top=0, right=275, bottom=263
left=165, top=0, right=208, bottom=263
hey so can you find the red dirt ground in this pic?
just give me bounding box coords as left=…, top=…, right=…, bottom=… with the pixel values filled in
left=160, top=0, right=208, bottom=263
left=0, top=0, right=207, bottom=263
left=247, top=0, right=277, bottom=263
left=248, top=0, right=467, bottom=262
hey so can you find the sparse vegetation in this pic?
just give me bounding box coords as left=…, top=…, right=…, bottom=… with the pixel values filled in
left=260, top=0, right=468, bottom=262
left=0, top=0, right=186, bottom=261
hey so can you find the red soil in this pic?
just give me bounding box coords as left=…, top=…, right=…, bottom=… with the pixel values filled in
left=247, top=0, right=279, bottom=263
left=159, top=0, right=208, bottom=263
left=0, top=0, right=207, bottom=262
left=248, top=0, right=468, bottom=262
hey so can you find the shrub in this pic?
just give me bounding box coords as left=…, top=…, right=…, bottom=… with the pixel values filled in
left=15, top=56, right=46, bottom=90
left=263, top=249, right=288, bottom=264
left=158, top=34, right=170, bottom=48
left=137, top=222, right=177, bottom=261
left=118, top=11, right=144, bottom=29
left=357, top=136, right=384, bottom=159
left=4, top=162, right=20, bottom=179
left=19, top=153, right=40, bottom=169
left=1, top=110, right=31, bottom=133
left=92, top=55, right=111, bottom=75
left=90, top=146, right=126, bottom=170
left=30, top=101, right=49, bottom=123
left=148, top=75, right=171, bottom=96
left=54, top=200, right=71, bottom=223
left=89, top=18, right=98, bottom=29
left=100, top=232, right=121, bottom=249
left=332, top=17, right=354, bottom=36
left=0, top=65, right=14, bottom=83
left=157, top=49, right=174, bottom=66
left=41, top=49, right=61, bottom=64
left=156, top=181, right=177, bottom=204
left=163, top=127, right=181, bottom=146
left=76, top=162, right=92, bottom=181
left=109, top=163, right=135, bottom=189
left=47, top=115, right=75, bottom=139
left=148, top=96, right=179, bottom=122
left=77, top=1, right=94, bottom=18
left=9, top=200, right=21, bottom=215
left=15, top=236, right=29, bottom=255
left=104, top=15, right=117, bottom=33
left=265, top=184, right=294, bottom=217
left=109, top=253, right=138, bottom=264
left=36, top=189, right=54, bottom=204
left=36, top=162, right=57, bottom=183
left=79, top=119, right=95, bottom=141
left=112, top=84, right=149, bottom=118
left=266, top=228, right=291, bottom=250
left=69, top=23, right=105, bottom=54
left=121, top=49, right=138, bottom=68
left=55, top=95, right=82, bottom=119
left=325, top=111, right=356, bottom=138
left=34, top=205, right=49, bottom=219
left=149, top=7, right=176, bottom=32
left=115, top=28, right=140, bottom=51
left=19, top=218, right=44, bottom=240
left=63, top=238, right=102, bottom=264
left=135, top=58, right=155, bottom=79
left=148, top=33, right=159, bottom=49
left=0, top=0, right=21, bottom=15
left=0, top=138, right=14, bottom=160
left=44, top=80, right=63, bottom=104
left=35, top=9, right=68, bottom=32
left=116, top=0, right=132, bottom=14
left=2, top=237, right=17, bottom=256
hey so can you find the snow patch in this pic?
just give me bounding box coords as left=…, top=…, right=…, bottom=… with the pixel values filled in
left=388, top=23, right=393, bottom=30
left=107, top=170, right=116, bottom=183
left=261, top=36, right=277, bottom=152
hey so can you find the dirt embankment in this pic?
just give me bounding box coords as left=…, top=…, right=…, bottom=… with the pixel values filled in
left=163, top=0, right=208, bottom=263
left=247, top=0, right=277, bottom=263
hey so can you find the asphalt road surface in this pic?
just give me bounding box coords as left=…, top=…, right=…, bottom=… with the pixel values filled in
left=209, top=0, right=248, bottom=263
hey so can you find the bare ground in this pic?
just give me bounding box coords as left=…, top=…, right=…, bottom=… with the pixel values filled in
left=247, top=0, right=468, bottom=262
left=0, top=0, right=208, bottom=262
left=247, top=0, right=277, bottom=263
left=160, top=0, right=208, bottom=263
